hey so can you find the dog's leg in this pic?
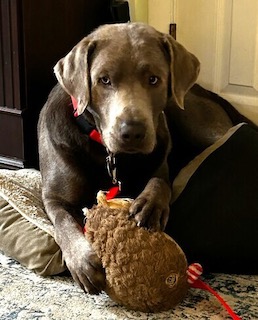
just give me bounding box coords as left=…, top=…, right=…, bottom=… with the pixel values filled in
left=129, top=163, right=171, bottom=231
left=43, top=198, right=106, bottom=294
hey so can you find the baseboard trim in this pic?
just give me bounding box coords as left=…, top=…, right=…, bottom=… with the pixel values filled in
left=0, top=156, right=25, bottom=169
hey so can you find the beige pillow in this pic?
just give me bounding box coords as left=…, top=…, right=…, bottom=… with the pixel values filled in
left=0, top=169, right=66, bottom=276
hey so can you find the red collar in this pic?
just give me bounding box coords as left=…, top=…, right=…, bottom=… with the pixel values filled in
left=71, top=96, right=102, bottom=144
left=71, top=96, right=120, bottom=199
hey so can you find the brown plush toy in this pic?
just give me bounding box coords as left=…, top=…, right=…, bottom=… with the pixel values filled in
left=83, top=191, right=189, bottom=312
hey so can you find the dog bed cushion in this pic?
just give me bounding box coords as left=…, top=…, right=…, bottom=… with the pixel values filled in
left=0, top=169, right=66, bottom=276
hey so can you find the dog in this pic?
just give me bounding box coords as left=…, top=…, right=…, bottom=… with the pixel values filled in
left=38, top=22, right=248, bottom=293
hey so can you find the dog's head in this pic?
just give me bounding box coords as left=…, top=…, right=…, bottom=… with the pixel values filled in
left=54, top=23, right=200, bottom=154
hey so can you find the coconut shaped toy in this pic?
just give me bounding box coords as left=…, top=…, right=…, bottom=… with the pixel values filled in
left=84, top=191, right=189, bottom=312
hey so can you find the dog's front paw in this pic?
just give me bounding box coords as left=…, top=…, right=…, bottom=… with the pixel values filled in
left=129, top=178, right=171, bottom=231
left=63, top=235, right=106, bottom=294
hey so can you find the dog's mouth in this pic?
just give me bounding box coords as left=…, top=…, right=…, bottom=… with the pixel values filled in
left=102, top=134, right=156, bottom=155
left=116, top=146, right=145, bottom=154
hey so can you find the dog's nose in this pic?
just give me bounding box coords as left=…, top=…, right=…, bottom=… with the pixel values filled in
left=120, top=121, right=146, bottom=144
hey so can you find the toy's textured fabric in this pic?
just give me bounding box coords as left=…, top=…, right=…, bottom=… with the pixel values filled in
left=168, top=123, right=258, bottom=274
left=0, top=169, right=66, bottom=276
left=85, top=193, right=188, bottom=312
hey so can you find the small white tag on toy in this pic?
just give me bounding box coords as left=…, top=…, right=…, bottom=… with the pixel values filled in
left=97, top=190, right=133, bottom=209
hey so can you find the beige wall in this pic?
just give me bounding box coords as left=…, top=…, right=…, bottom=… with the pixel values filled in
left=128, top=0, right=172, bottom=33
left=128, top=0, right=148, bottom=23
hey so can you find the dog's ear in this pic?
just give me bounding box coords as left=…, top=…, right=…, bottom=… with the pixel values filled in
left=54, top=38, right=95, bottom=116
left=163, top=34, right=200, bottom=109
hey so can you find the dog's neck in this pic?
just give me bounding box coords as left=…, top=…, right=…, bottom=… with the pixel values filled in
left=71, top=96, right=102, bottom=144
left=71, top=96, right=121, bottom=198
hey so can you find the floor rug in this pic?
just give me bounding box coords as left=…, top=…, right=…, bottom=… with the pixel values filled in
left=0, top=251, right=257, bottom=319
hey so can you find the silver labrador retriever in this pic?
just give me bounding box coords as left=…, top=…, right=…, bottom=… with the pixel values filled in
left=38, top=22, right=240, bottom=293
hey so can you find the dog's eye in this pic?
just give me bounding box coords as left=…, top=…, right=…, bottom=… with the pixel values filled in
left=149, top=76, right=159, bottom=85
left=99, top=76, right=111, bottom=86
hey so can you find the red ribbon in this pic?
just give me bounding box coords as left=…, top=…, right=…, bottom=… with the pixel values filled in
left=188, top=263, right=241, bottom=320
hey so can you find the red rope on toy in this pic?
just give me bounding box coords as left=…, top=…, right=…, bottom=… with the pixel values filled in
left=187, top=263, right=241, bottom=320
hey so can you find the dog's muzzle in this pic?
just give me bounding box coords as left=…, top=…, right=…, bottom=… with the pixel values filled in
left=119, top=121, right=146, bottom=145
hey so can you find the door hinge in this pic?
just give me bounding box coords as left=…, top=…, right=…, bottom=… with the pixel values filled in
left=169, top=23, right=176, bottom=39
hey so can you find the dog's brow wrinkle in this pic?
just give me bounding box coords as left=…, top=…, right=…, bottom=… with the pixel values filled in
left=137, top=63, right=151, bottom=73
